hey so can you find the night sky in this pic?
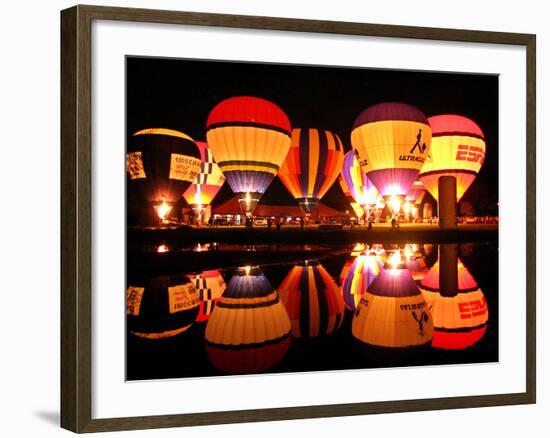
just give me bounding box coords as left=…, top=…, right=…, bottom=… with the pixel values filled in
left=126, top=57, right=499, bottom=214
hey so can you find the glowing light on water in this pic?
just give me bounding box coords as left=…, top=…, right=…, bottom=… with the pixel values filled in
left=156, top=244, right=170, bottom=253
left=387, top=251, right=402, bottom=270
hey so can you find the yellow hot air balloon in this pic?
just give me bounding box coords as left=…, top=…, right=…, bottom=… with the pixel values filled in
left=351, top=103, right=432, bottom=207
left=206, top=96, right=291, bottom=216
left=205, top=267, right=291, bottom=374
left=419, top=114, right=486, bottom=202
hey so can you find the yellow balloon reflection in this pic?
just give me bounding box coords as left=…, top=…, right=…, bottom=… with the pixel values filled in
left=205, top=267, right=291, bottom=374
left=352, top=252, right=433, bottom=348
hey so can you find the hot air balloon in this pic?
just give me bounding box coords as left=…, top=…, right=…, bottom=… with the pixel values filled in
left=351, top=102, right=432, bottom=216
left=339, top=175, right=365, bottom=219
left=278, top=261, right=345, bottom=338
left=278, top=128, right=344, bottom=214
left=206, top=96, right=291, bottom=216
left=126, top=274, right=200, bottom=339
left=187, top=270, right=226, bottom=322
left=406, top=180, right=426, bottom=205
left=419, top=114, right=486, bottom=202
left=340, top=150, right=379, bottom=218
left=404, top=180, right=426, bottom=221
left=183, top=141, right=225, bottom=222
left=341, top=253, right=380, bottom=311
left=339, top=173, right=351, bottom=199
left=352, top=252, right=433, bottom=348
left=205, top=267, right=291, bottom=374
left=420, top=258, right=488, bottom=350
left=127, top=128, right=202, bottom=225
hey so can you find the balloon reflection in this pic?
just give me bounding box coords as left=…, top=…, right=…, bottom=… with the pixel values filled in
left=205, top=267, right=291, bottom=374
left=403, top=244, right=429, bottom=282
left=420, top=245, right=488, bottom=350
left=126, top=274, right=200, bottom=339
left=352, top=253, right=433, bottom=348
left=278, top=260, right=345, bottom=338
left=341, top=253, right=380, bottom=311
left=187, top=270, right=227, bottom=322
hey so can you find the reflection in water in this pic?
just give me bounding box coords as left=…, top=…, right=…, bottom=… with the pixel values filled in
left=404, top=244, right=429, bottom=282
left=278, top=260, right=345, bottom=338
left=187, top=270, right=226, bottom=322
left=126, top=274, right=200, bottom=339
left=205, top=267, right=291, bottom=374
left=423, top=243, right=434, bottom=257
left=341, top=253, right=380, bottom=311
left=126, top=242, right=497, bottom=379
left=420, top=246, right=489, bottom=350
left=352, top=256, right=433, bottom=348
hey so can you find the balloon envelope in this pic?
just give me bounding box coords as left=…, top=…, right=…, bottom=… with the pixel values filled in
left=351, top=102, right=431, bottom=198
left=405, top=180, right=426, bottom=205
left=419, top=114, right=486, bottom=202
left=206, top=96, right=291, bottom=215
left=341, top=150, right=379, bottom=207
left=339, top=174, right=352, bottom=199
left=183, top=142, right=225, bottom=207
left=278, top=128, right=344, bottom=213
left=127, top=128, right=202, bottom=224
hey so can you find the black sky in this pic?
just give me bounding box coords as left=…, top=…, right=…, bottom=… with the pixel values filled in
left=127, top=56, right=499, bottom=213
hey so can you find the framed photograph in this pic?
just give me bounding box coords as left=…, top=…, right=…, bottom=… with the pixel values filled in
left=60, top=4, right=536, bottom=433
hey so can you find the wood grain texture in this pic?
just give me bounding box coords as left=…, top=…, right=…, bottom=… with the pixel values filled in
left=525, top=34, right=536, bottom=404
left=60, top=4, right=537, bottom=433
left=60, top=5, right=78, bottom=432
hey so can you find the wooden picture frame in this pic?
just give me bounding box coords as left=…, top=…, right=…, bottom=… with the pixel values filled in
left=61, top=4, right=536, bottom=433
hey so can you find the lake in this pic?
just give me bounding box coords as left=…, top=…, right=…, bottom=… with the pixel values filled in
left=126, top=241, right=498, bottom=380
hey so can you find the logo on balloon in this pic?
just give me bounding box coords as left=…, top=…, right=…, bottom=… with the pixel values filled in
left=412, top=310, right=430, bottom=335
left=458, top=297, right=488, bottom=319
left=456, top=144, right=485, bottom=164
left=409, top=129, right=428, bottom=154
left=399, top=129, right=428, bottom=162
left=354, top=148, right=368, bottom=167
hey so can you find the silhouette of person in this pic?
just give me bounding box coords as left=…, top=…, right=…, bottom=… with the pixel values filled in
left=410, top=129, right=424, bottom=154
